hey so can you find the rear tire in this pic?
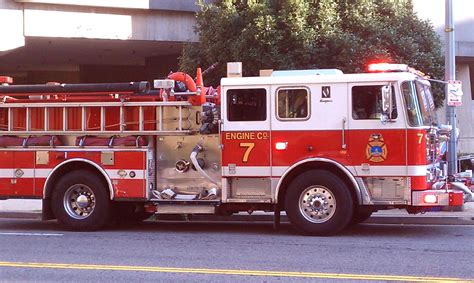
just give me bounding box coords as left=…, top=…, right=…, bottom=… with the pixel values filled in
left=52, top=171, right=111, bottom=231
left=285, top=170, right=353, bottom=236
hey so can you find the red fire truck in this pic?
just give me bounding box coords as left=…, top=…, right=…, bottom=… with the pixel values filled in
left=0, top=62, right=472, bottom=235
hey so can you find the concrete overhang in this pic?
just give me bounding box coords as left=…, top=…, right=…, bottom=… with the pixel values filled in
left=0, top=7, right=25, bottom=53
left=14, top=0, right=211, bottom=12
left=19, top=6, right=198, bottom=42
left=1, top=0, right=200, bottom=74
left=0, top=37, right=184, bottom=72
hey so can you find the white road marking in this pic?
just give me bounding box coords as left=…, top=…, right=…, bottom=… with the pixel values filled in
left=0, top=232, right=63, bottom=237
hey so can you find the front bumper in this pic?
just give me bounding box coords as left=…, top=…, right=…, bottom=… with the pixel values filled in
left=412, top=190, right=464, bottom=207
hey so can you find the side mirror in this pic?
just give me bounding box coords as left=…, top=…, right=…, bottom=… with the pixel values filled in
left=381, top=84, right=392, bottom=122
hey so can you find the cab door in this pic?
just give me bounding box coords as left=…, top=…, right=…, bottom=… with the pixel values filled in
left=271, top=83, right=352, bottom=176
left=221, top=86, right=272, bottom=201
left=347, top=82, right=407, bottom=178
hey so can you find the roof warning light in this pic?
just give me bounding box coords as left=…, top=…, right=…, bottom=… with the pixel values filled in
left=368, top=63, right=408, bottom=73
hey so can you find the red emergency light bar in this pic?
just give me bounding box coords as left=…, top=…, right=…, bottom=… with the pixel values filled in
left=368, top=63, right=408, bottom=72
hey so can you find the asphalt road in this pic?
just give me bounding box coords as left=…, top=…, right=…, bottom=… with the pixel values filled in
left=0, top=219, right=473, bottom=282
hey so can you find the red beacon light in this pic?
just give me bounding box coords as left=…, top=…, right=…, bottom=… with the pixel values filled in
left=369, top=64, right=430, bottom=79
left=368, top=63, right=408, bottom=73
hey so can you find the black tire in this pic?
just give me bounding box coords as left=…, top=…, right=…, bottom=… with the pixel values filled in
left=285, top=170, right=353, bottom=236
left=52, top=170, right=111, bottom=231
left=350, top=207, right=374, bottom=225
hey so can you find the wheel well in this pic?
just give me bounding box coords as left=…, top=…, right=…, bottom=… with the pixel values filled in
left=277, top=161, right=359, bottom=210
left=44, top=161, right=112, bottom=200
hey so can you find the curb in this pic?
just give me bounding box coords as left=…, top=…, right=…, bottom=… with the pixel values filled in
left=366, top=216, right=474, bottom=225
left=152, top=214, right=474, bottom=225
left=0, top=211, right=473, bottom=225
left=0, top=211, right=42, bottom=219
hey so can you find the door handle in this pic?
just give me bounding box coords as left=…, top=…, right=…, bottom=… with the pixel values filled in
left=342, top=117, right=347, bottom=149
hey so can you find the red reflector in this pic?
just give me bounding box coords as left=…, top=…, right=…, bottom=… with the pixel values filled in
left=449, top=191, right=464, bottom=206
left=0, top=76, right=13, bottom=84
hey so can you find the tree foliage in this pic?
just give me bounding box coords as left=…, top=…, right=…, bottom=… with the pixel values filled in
left=180, top=0, right=444, bottom=106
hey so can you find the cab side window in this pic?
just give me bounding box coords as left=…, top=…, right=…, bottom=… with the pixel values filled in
left=227, top=88, right=266, bottom=121
left=277, top=88, right=310, bottom=120
left=352, top=85, right=397, bottom=120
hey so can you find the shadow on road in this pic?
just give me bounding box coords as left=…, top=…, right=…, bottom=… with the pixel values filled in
left=0, top=218, right=470, bottom=238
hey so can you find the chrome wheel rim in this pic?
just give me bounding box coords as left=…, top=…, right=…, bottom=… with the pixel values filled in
left=63, top=184, right=96, bottom=219
left=299, top=185, right=336, bottom=223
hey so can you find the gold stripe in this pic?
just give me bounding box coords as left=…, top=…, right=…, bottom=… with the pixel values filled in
left=0, top=261, right=471, bottom=282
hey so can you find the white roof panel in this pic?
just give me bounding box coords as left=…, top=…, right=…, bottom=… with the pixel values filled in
left=221, top=72, right=417, bottom=87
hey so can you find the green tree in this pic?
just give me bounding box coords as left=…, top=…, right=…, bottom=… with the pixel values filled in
left=180, top=0, right=444, bottom=106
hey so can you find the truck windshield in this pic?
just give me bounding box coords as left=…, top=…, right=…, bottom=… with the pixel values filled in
left=401, top=80, right=437, bottom=126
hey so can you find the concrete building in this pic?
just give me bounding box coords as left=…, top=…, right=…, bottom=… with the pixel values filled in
left=0, top=0, right=201, bottom=83
left=414, top=0, right=474, bottom=155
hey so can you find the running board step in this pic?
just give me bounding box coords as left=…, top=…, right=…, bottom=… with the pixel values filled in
left=153, top=204, right=216, bottom=214
left=151, top=199, right=219, bottom=205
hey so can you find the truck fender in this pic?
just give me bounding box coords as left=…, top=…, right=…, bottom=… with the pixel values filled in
left=275, top=157, right=363, bottom=205
left=42, top=158, right=114, bottom=200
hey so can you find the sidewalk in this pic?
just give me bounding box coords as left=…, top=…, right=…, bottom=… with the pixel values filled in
left=0, top=199, right=473, bottom=225
left=367, top=202, right=474, bottom=225
left=0, top=199, right=42, bottom=219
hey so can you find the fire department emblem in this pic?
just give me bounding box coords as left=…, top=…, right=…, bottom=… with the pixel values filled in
left=365, top=134, right=387, bottom=162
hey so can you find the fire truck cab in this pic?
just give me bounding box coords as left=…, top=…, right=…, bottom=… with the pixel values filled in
left=0, top=63, right=470, bottom=235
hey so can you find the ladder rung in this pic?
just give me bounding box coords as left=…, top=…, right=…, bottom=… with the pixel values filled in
left=81, top=106, right=86, bottom=132
left=63, top=107, right=67, bottom=131
left=158, top=106, right=163, bottom=131
left=26, top=107, right=30, bottom=132
left=7, top=108, right=11, bottom=131
left=139, top=106, right=144, bottom=132
left=120, top=106, right=124, bottom=132
left=178, top=106, right=182, bottom=131
left=100, top=106, right=105, bottom=131
left=44, top=107, right=48, bottom=131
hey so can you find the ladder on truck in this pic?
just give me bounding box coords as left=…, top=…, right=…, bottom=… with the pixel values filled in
left=0, top=78, right=198, bottom=136
left=0, top=100, right=194, bottom=136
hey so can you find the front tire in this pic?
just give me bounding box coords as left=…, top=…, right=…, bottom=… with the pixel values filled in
left=52, top=171, right=111, bottom=231
left=350, top=207, right=374, bottom=225
left=285, top=170, right=353, bottom=236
